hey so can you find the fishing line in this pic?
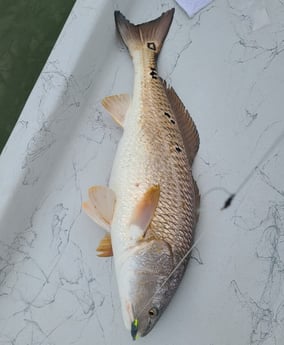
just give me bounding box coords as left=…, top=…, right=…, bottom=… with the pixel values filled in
left=159, top=226, right=206, bottom=290
left=165, top=131, right=284, bottom=288
left=140, top=179, right=226, bottom=316
left=137, top=130, right=284, bottom=321
left=221, top=129, right=284, bottom=209
left=136, top=221, right=208, bottom=322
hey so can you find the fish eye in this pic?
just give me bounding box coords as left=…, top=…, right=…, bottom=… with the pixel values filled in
left=148, top=307, right=159, bottom=317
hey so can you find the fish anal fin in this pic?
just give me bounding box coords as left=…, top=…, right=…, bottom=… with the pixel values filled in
left=161, top=79, right=200, bottom=165
left=130, top=185, right=160, bottom=240
left=82, top=186, right=116, bottom=231
left=96, top=233, right=113, bottom=257
left=101, top=94, right=130, bottom=127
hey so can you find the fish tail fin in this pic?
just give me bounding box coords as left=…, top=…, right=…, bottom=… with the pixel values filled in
left=114, top=8, right=175, bottom=57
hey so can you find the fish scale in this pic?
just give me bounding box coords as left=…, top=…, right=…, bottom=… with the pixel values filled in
left=138, top=70, right=196, bottom=260
left=109, top=40, right=198, bottom=301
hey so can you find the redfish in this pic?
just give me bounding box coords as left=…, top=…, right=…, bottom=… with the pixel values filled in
left=83, top=8, right=200, bottom=339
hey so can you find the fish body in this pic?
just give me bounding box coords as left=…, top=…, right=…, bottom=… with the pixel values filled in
left=83, top=8, right=200, bottom=338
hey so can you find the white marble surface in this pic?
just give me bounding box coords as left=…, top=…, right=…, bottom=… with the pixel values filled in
left=0, top=0, right=284, bottom=344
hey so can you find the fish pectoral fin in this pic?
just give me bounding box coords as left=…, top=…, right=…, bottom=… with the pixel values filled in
left=96, top=233, right=113, bottom=257
left=101, top=94, right=131, bottom=127
left=82, top=186, right=116, bottom=231
left=129, top=185, right=160, bottom=239
left=161, top=78, right=200, bottom=165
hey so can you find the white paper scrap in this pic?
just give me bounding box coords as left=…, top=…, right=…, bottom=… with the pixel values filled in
left=175, top=0, right=214, bottom=17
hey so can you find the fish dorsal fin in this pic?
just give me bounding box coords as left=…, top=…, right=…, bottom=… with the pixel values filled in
left=193, top=179, right=200, bottom=223
left=129, top=185, right=160, bottom=241
left=161, top=79, right=200, bottom=165
left=82, top=186, right=116, bottom=231
left=101, top=94, right=130, bottom=127
left=96, top=233, right=113, bottom=257
left=194, top=179, right=200, bottom=210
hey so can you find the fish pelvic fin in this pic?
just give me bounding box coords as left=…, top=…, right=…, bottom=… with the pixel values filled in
left=114, top=9, right=175, bottom=57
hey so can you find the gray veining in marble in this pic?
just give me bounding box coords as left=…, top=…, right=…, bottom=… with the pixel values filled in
left=0, top=0, right=283, bottom=344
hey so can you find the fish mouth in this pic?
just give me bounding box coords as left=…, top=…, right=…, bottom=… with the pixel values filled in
left=131, top=319, right=139, bottom=340
left=123, top=300, right=140, bottom=339
left=130, top=317, right=154, bottom=339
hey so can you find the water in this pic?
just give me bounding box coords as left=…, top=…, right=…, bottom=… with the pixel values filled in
left=0, top=0, right=75, bottom=152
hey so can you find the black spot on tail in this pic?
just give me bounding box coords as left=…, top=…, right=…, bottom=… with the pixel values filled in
left=147, top=42, right=156, bottom=50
